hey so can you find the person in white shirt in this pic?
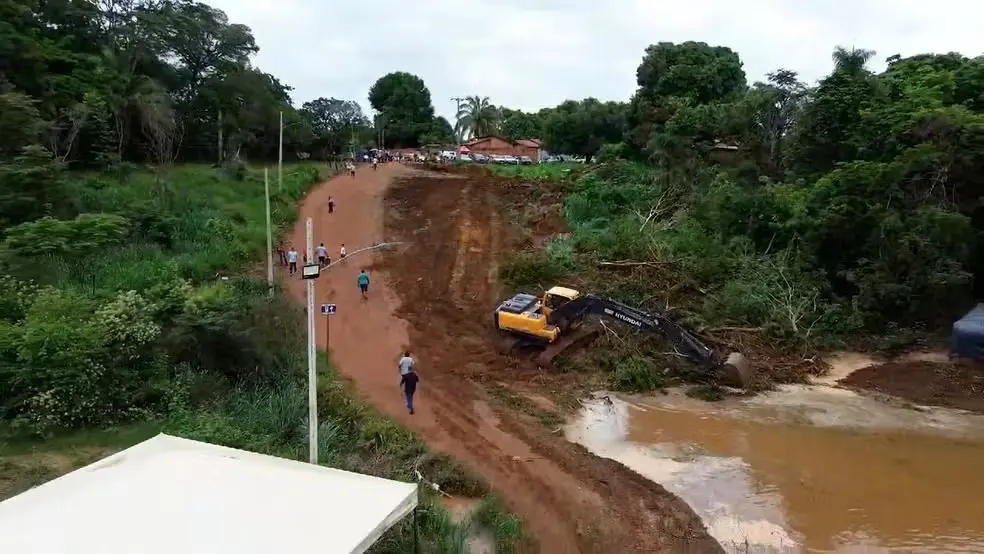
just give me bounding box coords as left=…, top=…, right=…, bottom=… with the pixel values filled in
left=346, top=161, right=355, bottom=178
left=339, top=243, right=346, bottom=259
left=286, top=247, right=298, bottom=275
left=317, top=243, right=328, bottom=267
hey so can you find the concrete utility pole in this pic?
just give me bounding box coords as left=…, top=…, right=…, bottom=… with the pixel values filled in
left=305, top=217, right=317, bottom=464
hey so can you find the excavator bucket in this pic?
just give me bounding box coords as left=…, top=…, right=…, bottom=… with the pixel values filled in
left=717, top=351, right=753, bottom=389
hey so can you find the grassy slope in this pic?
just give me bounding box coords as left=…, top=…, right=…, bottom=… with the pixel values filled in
left=0, top=163, right=525, bottom=553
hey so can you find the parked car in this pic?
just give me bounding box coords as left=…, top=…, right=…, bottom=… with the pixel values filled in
left=472, top=153, right=489, bottom=163
left=518, top=156, right=533, bottom=165
left=458, top=154, right=472, bottom=162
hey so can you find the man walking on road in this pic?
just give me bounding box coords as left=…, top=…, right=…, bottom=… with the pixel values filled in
left=286, top=246, right=298, bottom=275
left=357, top=269, right=370, bottom=299
left=317, top=242, right=328, bottom=268
left=327, top=196, right=335, bottom=214
left=398, top=351, right=418, bottom=415
left=398, top=351, right=415, bottom=376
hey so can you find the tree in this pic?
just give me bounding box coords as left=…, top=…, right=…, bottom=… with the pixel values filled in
left=499, top=108, right=542, bottom=141
left=300, top=97, right=370, bottom=157
left=368, top=72, right=437, bottom=148
left=541, top=99, right=626, bottom=158
left=786, top=47, right=878, bottom=174
left=454, top=96, right=499, bottom=140
left=421, top=116, right=454, bottom=145
left=626, top=41, right=747, bottom=157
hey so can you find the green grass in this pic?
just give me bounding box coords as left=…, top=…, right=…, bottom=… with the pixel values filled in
left=0, top=162, right=526, bottom=552
left=485, top=162, right=584, bottom=180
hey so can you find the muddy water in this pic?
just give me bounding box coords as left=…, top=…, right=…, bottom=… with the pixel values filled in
left=566, top=387, right=984, bottom=553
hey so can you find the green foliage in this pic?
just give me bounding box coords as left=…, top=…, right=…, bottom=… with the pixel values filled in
left=368, top=72, right=441, bottom=148
left=4, top=214, right=129, bottom=257
left=471, top=495, right=526, bottom=552
left=0, top=164, right=321, bottom=436
left=540, top=99, right=626, bottom=158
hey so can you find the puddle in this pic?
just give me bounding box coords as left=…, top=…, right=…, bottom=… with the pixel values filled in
left=566, top=389, right=984, bottom=553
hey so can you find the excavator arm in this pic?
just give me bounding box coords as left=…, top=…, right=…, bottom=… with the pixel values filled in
left=547, top=293, right=721, bottom=368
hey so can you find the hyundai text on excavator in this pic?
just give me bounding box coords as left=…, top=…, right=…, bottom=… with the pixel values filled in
left=493, top=286, right=753, bottom=388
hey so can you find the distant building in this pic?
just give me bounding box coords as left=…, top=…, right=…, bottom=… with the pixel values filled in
left=464, top=136, right=542, bottom=161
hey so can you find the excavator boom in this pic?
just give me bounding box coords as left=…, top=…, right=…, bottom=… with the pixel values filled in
left=543, top=293, right=752, bottom=388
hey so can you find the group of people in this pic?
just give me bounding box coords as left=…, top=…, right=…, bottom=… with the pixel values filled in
left=276, top=175, right=420, bottom=416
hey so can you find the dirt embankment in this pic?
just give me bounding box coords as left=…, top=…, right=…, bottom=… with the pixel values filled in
left=376, top=169, right=721, bottom=552
left=839, top=359, right=984, bottom=414
left=284, top=164, right=722, bottom=553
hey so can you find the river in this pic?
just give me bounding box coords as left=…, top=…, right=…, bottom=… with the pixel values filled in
left=565, top=384, right=984, bottom=553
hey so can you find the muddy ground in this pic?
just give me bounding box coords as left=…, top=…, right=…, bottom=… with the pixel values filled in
left=281, top=164, right=722, bottom=553
left=840, top=360, right=984, bottom=414
left=376, top=169, right=722, bottom=552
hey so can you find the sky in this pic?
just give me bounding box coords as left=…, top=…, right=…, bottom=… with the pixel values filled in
left=205, top=0, right=983, bottom=123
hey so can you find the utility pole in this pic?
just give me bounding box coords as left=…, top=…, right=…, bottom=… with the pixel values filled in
left=264, top=168, right=274, bottom=298
left=451, top=97, right=465, bottom=144
left=304, top=217, right=318, bottom=464
left=278, top=111, right=284, bottom=193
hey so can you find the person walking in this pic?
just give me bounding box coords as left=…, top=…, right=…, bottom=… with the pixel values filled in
left=286, top=246, right=298, bottom=275
left=339, top=243, right=346, bottom=259
left=317, top=242, right=328, bottom=268
left=398, top=351, right=418, bottom=415
left=357, top=269, right=370, bottom=299
left=347, top=161, right=356, bottom=178
left=327, top=196, right=335, bottom=214
left=398, top=351, right=415, bottom=376
left=276, top=241, right=287, bottom=266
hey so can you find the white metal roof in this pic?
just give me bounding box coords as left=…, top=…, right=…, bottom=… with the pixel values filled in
left=0, top=434, right=418, bottom=554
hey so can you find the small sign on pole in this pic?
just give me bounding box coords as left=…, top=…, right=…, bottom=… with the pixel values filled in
left=320, top=304, right=336, bottom=349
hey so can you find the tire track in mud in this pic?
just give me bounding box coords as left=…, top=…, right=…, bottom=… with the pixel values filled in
left=379, top=171, right=723, bottom=553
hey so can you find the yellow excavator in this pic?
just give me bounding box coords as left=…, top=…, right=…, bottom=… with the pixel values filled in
left=494, top=286, right=753, bottom=388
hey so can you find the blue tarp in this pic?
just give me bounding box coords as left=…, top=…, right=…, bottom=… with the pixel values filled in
left=950, top=304, right=984, bottom=359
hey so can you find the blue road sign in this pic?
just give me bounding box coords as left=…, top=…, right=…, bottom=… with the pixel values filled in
left=320, top=304, right=337, bottom=315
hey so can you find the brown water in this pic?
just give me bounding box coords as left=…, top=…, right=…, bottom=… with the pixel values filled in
left=566, top=386, right=984, bottom=553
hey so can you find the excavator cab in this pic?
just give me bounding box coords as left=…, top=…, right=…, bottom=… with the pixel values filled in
left=541, top=286, right=581, bottom=316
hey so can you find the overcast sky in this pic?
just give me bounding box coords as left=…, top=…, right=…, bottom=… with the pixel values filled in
left=206, top=0, right=982, bottom=122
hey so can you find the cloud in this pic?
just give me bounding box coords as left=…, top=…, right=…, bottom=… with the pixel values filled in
left=205, top=0, right=984, bottom=121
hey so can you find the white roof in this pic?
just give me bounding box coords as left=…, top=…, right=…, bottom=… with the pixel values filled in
left=0, top=434, right=418, bottom=554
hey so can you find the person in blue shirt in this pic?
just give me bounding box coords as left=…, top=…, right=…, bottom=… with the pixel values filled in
left=357, top=269, right=370, bottom=299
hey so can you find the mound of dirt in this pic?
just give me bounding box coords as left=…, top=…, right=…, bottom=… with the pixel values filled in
left=839, top=360, right=984, bottom=414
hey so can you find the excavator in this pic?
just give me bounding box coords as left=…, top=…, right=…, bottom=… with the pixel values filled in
left=493, top=285, right=753, bottom=388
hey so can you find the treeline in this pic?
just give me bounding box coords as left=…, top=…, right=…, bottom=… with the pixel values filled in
left=501, top=43, right=984, bottom=348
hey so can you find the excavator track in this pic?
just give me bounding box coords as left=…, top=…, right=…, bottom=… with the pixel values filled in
left=535, top=325, right=601, bottom=367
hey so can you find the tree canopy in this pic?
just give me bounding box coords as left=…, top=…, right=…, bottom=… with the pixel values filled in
left=492, top=41, right=984, bottom=342
left=368, top=71, right=441, bottom=148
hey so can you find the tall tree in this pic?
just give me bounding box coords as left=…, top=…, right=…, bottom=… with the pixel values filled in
left=454, top=95, right=499, bottom=140
left=499, top=108, right=542, bottom=141
left=368, top=72, right=436, bottom=148
left=541, top=99, right=626, bottom=158
left=300, top=97, right=369, bottom=157
left=626, top=41, right=747, bottom=157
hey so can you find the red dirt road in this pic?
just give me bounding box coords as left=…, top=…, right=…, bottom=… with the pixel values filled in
left=285, top=165, right=720, bottom=553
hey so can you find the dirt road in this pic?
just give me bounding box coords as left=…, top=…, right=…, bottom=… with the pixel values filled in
left=285, top=165, right=721, bottom=553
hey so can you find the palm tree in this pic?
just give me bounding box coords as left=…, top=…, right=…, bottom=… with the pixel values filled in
left=454, top=96, right=499, bottom=141
left=832, top=46, right=875, bottom=74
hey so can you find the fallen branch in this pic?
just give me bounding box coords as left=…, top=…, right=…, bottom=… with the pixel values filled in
left=710, top=326, right=764, bottom=333
left=597, top=260, right=664, bottom=268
